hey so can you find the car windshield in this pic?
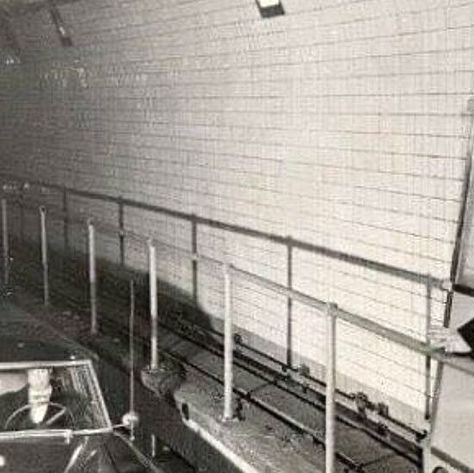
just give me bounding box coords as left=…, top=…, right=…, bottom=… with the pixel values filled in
left=0, top=360, right=111, bottom=437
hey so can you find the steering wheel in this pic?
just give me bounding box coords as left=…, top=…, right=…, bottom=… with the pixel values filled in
left=4, top=401, right=75, bottom=430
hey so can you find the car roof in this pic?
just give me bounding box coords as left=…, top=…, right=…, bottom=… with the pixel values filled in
left=0, top=337, right=83, bottom=364
left=0, top=306, right=95, bottom=364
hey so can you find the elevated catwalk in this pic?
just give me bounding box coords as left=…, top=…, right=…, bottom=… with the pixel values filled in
left=6, top=284, right=420, bottom=473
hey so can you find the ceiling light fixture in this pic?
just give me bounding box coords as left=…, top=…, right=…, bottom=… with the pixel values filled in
left=255, top=0, right=284, bottom=18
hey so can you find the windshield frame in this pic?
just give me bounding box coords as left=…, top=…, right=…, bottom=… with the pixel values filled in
left=0, top=358, right=112, bottom=440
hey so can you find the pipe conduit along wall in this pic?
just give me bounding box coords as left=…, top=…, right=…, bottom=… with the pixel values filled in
left=2, top=0, right=474, bottom=433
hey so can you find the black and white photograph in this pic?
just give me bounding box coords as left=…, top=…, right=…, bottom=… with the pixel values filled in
left=0, top=1, right=474, bottom=472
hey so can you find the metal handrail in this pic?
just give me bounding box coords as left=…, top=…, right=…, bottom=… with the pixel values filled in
left=0, top=191, right=440, bottom=356
left=0, top=171, right=445, bottom=289
left=0, top=186, right=464, bottom=473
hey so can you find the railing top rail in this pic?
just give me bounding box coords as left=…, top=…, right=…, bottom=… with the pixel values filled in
left=4, top=190, right=467, bottom=377
left=6, top=196, right=226, bottom=271
left=0, top=172, right=445, bottom=289
left=231, top=265, right=428, bottom=352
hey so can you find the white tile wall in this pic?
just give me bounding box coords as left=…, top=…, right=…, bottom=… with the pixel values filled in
left=1, top=0, right=473, bottom=428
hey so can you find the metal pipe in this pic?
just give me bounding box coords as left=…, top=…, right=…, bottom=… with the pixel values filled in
left=286, top=240, right=293, bottom=368
left=7, top=178, right=474, bottom=382
left=150, top=433, right=157, bottom=458
left=129, top=279, right=135, bottom=442
left=40, top=206, right=49, bottom=306
left=118, top=198, right=125, bottom=266
left=19, top=187, right=24, bottom=243
left=4, top=194, right=441, bottom=359
left=1, top=198, right=9, bottom=286
left=325, top=303, right=337, bottom=473
left=4, top=190, right=464, bottom=373
left=231, top=265, right=429, bottom=356
left=424, top=275, right=432, bottom=420
left=191, top=217, right=198, bottom=304
left=148, top=239, right=158, bottom=370
left=223, top=263, right=234, bottom=421
left=88, top=219, right=98, bottom=335
left=0, top=172, right=443, bottom=288
left=450, top=100, right=474, bottom=285
left=62, top=190, right=69, bottom=254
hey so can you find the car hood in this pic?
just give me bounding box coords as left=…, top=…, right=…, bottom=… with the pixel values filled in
left=0, top=436, right=111, bottom=473
left=0, top=337, right=83, bottom=364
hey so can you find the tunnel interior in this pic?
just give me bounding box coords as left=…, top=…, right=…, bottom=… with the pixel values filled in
left=1, top=1, right=474, bottom=473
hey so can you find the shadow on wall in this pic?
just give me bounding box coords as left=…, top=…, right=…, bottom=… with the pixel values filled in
left=7, top=233, right=215, bottom=397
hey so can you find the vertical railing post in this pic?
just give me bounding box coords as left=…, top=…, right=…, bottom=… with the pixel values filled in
left=425, top=275, right=433, bottom=420
left=62, top=190, right=69, bottom=255
left=88, top=218, right=98, bottom=335
left=40, top=206, right=49, bottom=307
left=118, top=198, right=125, bottom=267
left=148, top=239, right=158, bottom=370
left=150, top=433, right=157, bottom=458
left=19, top=186, right=25, bottom=243
left=191, top=216, right=198, bottom=305
left=223, top=262, right=234, bottom=421
left=325, top=302, right=337, bottom=473
left=128, top=279, right=136, bottom=442
left=286, top=238, right=293, bottom=368
left=2, top=198, right=9, bottom=286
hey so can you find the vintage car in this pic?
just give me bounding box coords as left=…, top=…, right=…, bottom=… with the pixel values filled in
left=0, top=318, right=161, bottom=473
